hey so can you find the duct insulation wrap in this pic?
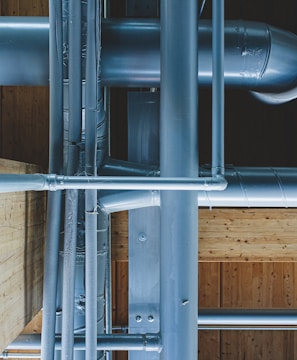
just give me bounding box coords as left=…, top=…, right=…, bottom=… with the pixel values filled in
left=1, top=18, right=297, bottom=102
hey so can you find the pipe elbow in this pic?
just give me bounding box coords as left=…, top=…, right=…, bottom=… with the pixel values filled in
left=251, top=24, right=297, bottom=103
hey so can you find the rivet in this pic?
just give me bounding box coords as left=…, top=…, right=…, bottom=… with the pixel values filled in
left=148, top=315, right=154, bottom=322
left=138, top=232, right=147, bottom=242
left=135, top=315, right=142, bottom=322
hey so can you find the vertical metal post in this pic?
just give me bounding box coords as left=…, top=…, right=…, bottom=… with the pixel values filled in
left=41, top=0, right=64, bottom=359
left=68, top=0, right=82, bottom=147
left=212, top=0, right=225, bottom=176
left=61, top=189, right=78, bottom=360
left=160, top=0, right=198, bottom=359
left=85, top=0, right=99, bottom=358
left=41, top=191, right=62, bottom=360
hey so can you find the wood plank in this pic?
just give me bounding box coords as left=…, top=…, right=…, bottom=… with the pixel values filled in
left=1, top=0, right=48, bottom=16
left=0, top=159, right=45, bottom=352
left=221, top=262, right=297, bottom=359
left=112, top=261, right=128, bottom=360
left=111, top=209, right=297, bottom=262
left=198, top=263, right=221, bottom=360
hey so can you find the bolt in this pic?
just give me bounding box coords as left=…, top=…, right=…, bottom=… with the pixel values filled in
left=138, top=232, right=147, bottom=242
left=135, top=315, right=142, bottom=323
left=148, top=315, right=154, bottom=322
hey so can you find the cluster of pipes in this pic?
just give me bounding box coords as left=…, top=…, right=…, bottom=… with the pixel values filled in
left=2, top=0, right=297, bottom=358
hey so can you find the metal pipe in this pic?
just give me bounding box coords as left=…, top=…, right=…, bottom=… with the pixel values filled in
left=41, top=1, right=64, bottom=359
left=198, top=309, right=297, bottom=329
left=41, top=191, right=62, bottom=360
left=212, top=0, right=224, bottom=176
left=7, top=334, right=162, bottom=352
left=160, top=0, right=198, bottom=359
left=68, top=0, right=82, bottom=146
left=0, top=174, right=227, bottom=192
left=1, top=354, right=41, bottom=359
left=61, top=189, right=78, bottom=360
left=99, top=166, right=297, bottom=212
left=105, top=217, right=112, bottom=358
left=84, top=0, right=100, bottom=358
left=2, top=18, right=297, bottom=103
left=100, top=158, right=159, bottom=177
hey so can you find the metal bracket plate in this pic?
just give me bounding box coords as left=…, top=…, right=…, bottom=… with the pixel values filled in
left=128, top=92, right=160, bottom=360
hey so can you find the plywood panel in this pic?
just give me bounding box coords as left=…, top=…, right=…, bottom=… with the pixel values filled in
left=111, top=209, right=297, bottom=262
left=221, top=263, right=297, bottom=359
left=199, top=263, right=221, bottom=360
left=0, top=159, right=45, bottom=352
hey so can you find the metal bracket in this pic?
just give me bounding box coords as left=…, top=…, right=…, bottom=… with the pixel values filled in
left=128, top=92, right=160, bottom=360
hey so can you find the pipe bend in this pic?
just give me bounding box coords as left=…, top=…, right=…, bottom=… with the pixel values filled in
left=249, top=24, right=297, bottom=103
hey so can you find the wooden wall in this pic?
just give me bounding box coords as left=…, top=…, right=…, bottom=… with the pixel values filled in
left=2, top=0, right=297, bottom=359
left=0, top=1, right=49, bottom=170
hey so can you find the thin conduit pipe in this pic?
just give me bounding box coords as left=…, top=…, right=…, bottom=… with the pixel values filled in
left=60, top=2, right=82, bottom=358
left=61, top=190, right=78, bottom=360
left=85, top=0, right=100, bottom=358
left=7, top=334, right=162, bottom=352
left=4, top=166, right=297, bottom=207
left=212, top=0, right=224, bottom=176
left=41, top=191, right=62, bottom=360
left=0, top=174, right=227, bottom=192
left=41, top=1, right=64, bottom=359
left=68, top=0, right=82, bottom=146
left=103, top=7, right=112, bottom=358
left=2, top=18, right=297, bottom=104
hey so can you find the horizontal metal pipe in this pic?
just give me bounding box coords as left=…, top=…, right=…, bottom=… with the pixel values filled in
left=1, top=18, right=297, bottom=102
left=198, top=309, right=297, bottom=330
left=0, top=174, right=227, bottom=192
left=6, top=334, right=161, bottom=352
left=99, top=166, right=297, bottom=212
left=1, top=354, right=41, bottom=359
left=100, top=158, right=159, bottom=177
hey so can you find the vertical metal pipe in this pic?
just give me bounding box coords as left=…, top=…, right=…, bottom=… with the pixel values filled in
left=61, top=189, right=78, bottom=360
left=68, top=0, right=82, bottom=146
left=160, top=1, right=198, bottom=359
left=48, top=0, right=64, bottom=175
left=85, top=0, right=99, bottom=358
left=41, top=1, right=64, bottom=359
left=105, top=218, right=112, bottom=360
left=103, top=3, right=112, bottom=360
left=41, top=191, right=62, bottom=360
left=212, top=0, right=225, bottom=176
left=85, top=190, right=98, bottom=359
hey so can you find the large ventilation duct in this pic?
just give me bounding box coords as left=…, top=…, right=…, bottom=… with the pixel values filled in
left=1, top=18, right=297, bottom=103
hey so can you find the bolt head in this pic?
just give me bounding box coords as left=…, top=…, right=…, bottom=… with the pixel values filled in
left=138, top=232, right=147, bottom=242
left=148, top=315, right=154, bottom=322
left=135, top=315, right=142, bottom=322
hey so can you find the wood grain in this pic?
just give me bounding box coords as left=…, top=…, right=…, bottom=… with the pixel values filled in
left=111, top=209, right=297, bottom=262
left=0, top=159, right=45, bottom=352
left=221, top=262, right=297, bottom=360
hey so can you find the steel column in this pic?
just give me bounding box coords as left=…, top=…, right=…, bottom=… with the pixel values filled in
left=160, top=0, right=198, bottom=359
